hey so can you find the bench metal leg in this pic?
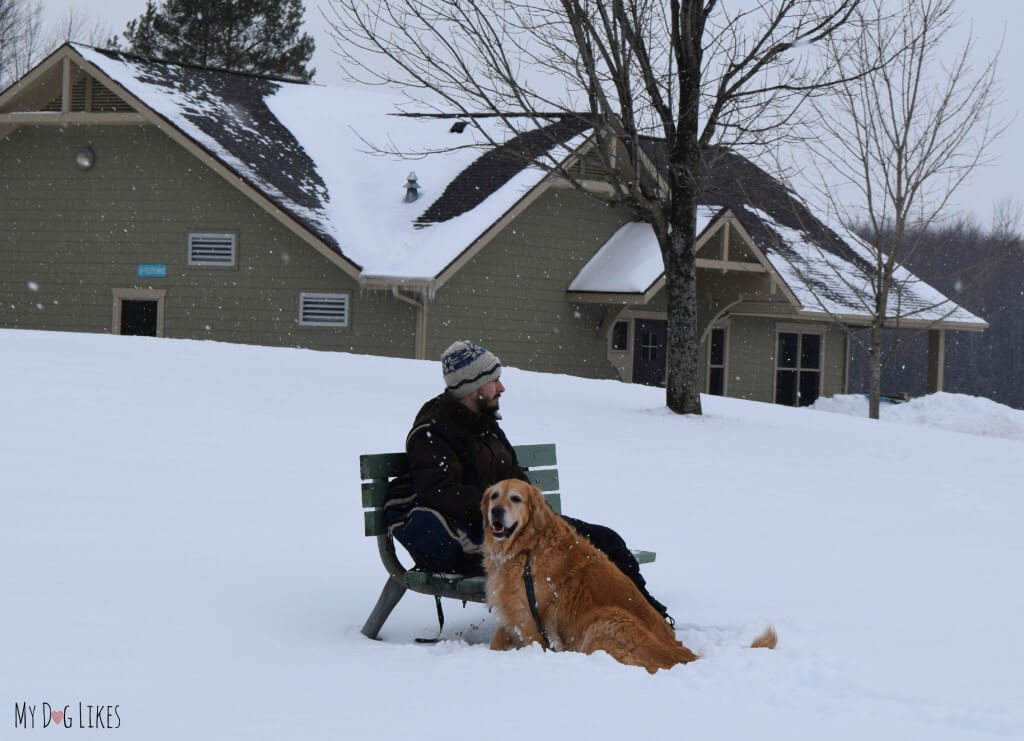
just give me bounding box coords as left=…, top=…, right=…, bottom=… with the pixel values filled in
left=361, top=577, right=407, bottom=639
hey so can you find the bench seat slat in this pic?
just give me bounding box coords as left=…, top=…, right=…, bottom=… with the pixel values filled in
left=543, top=492, right=562, bottom=515
left=364, top=509, right=387, bottom=537
left=525, top=468, right=559, bottom=492
left=362, top=446, right=556, bottom=482
left=632, top=549, right=656, bottom=565
left=404, top=570, right=486, bottom=597
left=514, top=443, right=556, bottom=468
left=360, top=452, right=408, bottom=479
left=361, top=480, right=390, bottom=508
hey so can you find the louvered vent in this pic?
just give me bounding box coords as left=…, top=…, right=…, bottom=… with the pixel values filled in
left=569, top=147, right=613, bottom=181
left=91, top=83, right=133, bottom=112
left=188, top=233, right=236, bottom=266
left=299, top=293, right=349, bottom=327
left=42, top=77, right=134, bottom=113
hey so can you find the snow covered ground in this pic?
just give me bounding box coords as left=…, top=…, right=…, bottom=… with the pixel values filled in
left=2, top=329, right=1021, bottom=739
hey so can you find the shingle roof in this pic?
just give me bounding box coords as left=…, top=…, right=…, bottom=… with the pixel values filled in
left=414, top=115, right=591, bottom=227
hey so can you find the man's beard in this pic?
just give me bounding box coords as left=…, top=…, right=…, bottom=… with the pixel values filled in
left=477, top=394, right=501, bottom=420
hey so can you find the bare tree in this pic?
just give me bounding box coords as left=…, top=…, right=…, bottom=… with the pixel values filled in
left=0, top=0, right=42, bottom=89
left=803, top=0, right=1009, bottom=419
left=1, top=3, right=113, bottom=90
left=49, top=7, right=114, bottom=48
left=324, top=0, right=867, bottom=415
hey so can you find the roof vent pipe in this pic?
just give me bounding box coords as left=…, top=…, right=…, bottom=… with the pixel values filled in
left=404, top=172, right=420, bottom=202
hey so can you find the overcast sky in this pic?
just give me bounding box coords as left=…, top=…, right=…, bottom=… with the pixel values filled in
left=36, top=0, right=1024, bottom=224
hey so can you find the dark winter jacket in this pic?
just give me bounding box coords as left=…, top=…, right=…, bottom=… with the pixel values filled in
left=403, top=392, right=529, bottom=524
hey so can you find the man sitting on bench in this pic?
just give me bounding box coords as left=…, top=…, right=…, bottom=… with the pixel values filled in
left=384, top=340, right=673, bottom=624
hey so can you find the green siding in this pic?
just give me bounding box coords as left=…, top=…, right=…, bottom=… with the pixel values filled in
left=428, top=187, right=626, bottom=378
left=720, top=317, right=777, bottom=401
left=0, top=125, right=415, bottom=355
left=718, top=317, right=847, bottom=402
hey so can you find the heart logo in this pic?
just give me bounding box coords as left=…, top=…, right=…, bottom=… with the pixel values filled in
left=51, top=709, right=64, bottom=725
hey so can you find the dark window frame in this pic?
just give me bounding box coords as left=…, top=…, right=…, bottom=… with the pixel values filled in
left=707, top=326, right=727, bottom=396
left=775, top=329, right=823, bottom=407
left=611, top=320, right=629, bottom=352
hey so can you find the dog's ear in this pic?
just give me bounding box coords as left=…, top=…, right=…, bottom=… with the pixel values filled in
left=526, top=483, right=549, bottom=526
left=481, top=485, right=495, bottom=522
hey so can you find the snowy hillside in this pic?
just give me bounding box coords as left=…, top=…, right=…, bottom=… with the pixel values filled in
left=2, top=329, right=1022, bottom=740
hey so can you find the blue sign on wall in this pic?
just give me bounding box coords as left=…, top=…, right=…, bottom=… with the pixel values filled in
left=137, top=264, right=167, bottom=278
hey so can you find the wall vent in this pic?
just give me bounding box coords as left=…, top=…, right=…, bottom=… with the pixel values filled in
left=42, top=76, right=135, bottom=113
left=188, top=233, right=237, bottom=266
left=299, top=292, right=349, bottom=327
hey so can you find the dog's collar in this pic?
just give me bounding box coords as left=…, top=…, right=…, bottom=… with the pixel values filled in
left=522, top=550, right=551, bottom=650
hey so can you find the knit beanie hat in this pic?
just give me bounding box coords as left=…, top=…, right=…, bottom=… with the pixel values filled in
left=441, top=340, right=502, bottom=398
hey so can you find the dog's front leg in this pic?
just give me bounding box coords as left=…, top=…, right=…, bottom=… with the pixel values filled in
left=489, top=623, right=520, bottom=650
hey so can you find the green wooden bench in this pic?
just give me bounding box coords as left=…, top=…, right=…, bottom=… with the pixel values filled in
left=359, top=443, right=655, bottom=640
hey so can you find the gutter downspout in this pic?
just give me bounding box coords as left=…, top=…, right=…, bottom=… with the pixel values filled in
left=392, top=287, right=428, bottom=360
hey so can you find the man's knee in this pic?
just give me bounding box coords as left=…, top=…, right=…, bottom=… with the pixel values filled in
left=563, top=516, right=640, bottom=577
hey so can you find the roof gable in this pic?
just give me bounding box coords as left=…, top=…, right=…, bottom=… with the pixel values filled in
left=0, top=46, right=145, bottom=138
left=632, top=141, right=985, bottom=328
left=72, top=45, right=340, bottom=257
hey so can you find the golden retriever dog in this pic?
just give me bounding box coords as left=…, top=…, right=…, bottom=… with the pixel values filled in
left=481, top=479, right=777, bottom=673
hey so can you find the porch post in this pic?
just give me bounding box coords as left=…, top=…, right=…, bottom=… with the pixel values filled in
left=416, top=298, right=428, bottom=360
left=927, top=329, right=946, bottom=393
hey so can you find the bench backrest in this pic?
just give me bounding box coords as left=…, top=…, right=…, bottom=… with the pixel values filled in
left=360, top=443, right=561, bottom=536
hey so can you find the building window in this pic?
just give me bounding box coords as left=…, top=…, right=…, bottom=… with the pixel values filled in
left=299, top=292, right=349, bottom=327
left=708, top=327, right=726, bottom=396
left=639, top=327, right=659, bottom=361
left=188, top=232, right=236, bottom=266
left=775, top=330, right=821, bottom=406
left=611, top=320, right=629, bottom=351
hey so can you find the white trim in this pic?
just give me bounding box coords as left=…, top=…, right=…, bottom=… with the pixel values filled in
left=111, top=287, right=166, bottom=337
left=299, top=292, right=349, bottom=327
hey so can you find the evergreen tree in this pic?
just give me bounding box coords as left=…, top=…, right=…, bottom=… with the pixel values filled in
left=112, top=0, right=315, bottom=81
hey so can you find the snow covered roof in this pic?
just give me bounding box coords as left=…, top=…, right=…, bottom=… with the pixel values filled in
left=596, top=142, right=987, bottom=328
left=72, top=44, right=587, bottom=281
left=568, top=208, right=718, bottom=294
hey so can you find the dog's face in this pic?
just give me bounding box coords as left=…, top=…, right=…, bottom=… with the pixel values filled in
left=482, top=479, right=542, bottom=546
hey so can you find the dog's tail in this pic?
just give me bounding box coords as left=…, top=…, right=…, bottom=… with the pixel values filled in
left=750, top=625, right=778, bottom=650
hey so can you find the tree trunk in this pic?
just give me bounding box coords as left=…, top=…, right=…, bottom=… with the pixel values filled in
left=663, top=160, right=702, bottom=416
left=868, top=322, right=882, bottom=420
